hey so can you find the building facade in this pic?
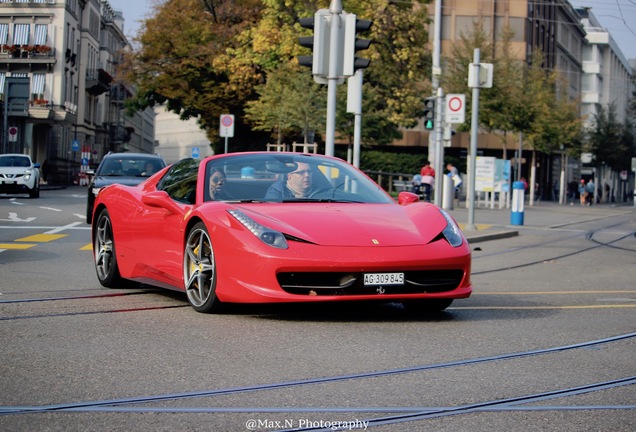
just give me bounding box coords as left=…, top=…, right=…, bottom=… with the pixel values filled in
left=399, top=0, right=632, bottom=202
left=0, top=0, right=155, bottom=186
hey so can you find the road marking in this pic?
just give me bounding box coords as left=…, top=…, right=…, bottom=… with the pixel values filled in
left=452, top=305, right=636, bottom=310
left=45, top=221, right=83, bottom=234
left=15, top=234, right=67, bottom=242
left=38, top=206, right=62, bottom=212
left=81, top=243, right=92, bottom=251
left=0, top=212, right=35, bottom=222
left=458, top=223, right=491, bottom=231
left=0, top=243, right=36, bottom=249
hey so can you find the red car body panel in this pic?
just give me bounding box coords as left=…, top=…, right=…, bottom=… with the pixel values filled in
left=92, top=153, right=472, bottom=305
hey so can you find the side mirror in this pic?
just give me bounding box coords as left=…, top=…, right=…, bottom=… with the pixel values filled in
left=398, top=191, right=420, bottom=205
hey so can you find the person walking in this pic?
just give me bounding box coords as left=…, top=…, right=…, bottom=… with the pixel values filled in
left=419, top=161, right=435, bottom=202
left=578, top=179, right=587, bottom=206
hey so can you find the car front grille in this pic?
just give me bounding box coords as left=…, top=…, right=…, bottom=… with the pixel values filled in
left=277, top=270, right=464, bottom=296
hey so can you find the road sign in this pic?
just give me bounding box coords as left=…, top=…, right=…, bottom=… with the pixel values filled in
left=72, top=140, right=79, bottom=151
left=220, top=114, right=234, bottom=138
left=445, top=94, right=466, bottom=124
left=8, top=126, right=18, bottom=142
left=191, top=147, right=200, bottom=158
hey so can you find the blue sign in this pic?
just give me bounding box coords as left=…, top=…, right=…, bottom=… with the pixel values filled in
left=81, top=158, right=89, bottom=166
left=191, top=147, right=200, bottom=158
left=72, top=140, right=79, bottom=151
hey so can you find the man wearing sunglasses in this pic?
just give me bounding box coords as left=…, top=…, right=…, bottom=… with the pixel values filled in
left=265, top=162, right=315, bottom=200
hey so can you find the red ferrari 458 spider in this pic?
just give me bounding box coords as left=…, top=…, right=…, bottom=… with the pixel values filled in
left=91, top=152, right=472, bottom=313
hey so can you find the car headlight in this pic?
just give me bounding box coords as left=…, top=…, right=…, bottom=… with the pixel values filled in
left=438, top=208, right=464, bottom=247
left=228, top=209, right=288, bottom=249
left=24, top=169, right=33, bottom=180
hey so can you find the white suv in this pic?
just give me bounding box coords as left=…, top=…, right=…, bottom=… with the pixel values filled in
left=0, top=154, right=40, bottom=198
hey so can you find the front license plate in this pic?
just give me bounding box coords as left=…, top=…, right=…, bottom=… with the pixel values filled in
left=363, top=272, right=404, bottom=286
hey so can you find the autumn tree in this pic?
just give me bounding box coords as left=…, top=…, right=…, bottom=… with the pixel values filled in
left=120, top=0, right=433, bottom=150
left=245, top=63, right=326, bottom=145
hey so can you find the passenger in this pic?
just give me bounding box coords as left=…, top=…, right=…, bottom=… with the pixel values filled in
left=264, top=162, right=316, bottom=199
left=208, top=168, right=230, bottom=200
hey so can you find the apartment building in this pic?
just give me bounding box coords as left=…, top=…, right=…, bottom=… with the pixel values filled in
left=398, top=0, right=632, bottom=200
left=0, top=0, right=155, bottom=185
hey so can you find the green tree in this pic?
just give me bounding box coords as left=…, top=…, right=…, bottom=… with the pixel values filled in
left=587, top=104, right=634, bottom=171
left=245, top=63, right=326, bottom=145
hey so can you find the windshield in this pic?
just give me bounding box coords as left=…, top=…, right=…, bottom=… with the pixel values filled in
left=204, top=153, right=392, bottom=204
left=97, top=156, right=165, bottom=177
left=0, top=156, right=31, bottom=168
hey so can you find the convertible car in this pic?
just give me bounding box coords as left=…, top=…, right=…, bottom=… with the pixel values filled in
left=92, top=152, right=472, bottom=313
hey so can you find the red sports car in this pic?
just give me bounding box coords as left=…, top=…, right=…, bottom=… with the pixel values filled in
left=92, top=152, right=472, bottom=313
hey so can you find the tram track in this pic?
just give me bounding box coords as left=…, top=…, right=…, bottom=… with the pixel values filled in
left=1, top=332, right=634, bottom=420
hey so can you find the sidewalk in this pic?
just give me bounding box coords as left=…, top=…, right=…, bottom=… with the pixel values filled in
left=447, top=200, right=636, bottom=244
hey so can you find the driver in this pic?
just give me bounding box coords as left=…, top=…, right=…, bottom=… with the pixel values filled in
left=264, top=162, right=315, bottom=199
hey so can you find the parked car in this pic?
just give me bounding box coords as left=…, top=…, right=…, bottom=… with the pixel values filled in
left=86, top=152, right=166, bottom=223
left=91, top=152, right=472, bottom=314
left=0, top=153, right=40, bottom=198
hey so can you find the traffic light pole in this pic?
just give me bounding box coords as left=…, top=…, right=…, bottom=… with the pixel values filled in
left=324, top=0, right=343, bottom=157
left=433, top=87, right=444, bottom=207
left=466, top=48, right=481, bottom=230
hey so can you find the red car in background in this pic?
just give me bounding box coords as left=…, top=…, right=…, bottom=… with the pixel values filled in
left=92, top=152, right=472, bottom=313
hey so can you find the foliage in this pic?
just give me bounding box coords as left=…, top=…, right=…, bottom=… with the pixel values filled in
left=245, top=63, right=326, bottom=144
left=119, top=0, right=433, bottom=148
left=359, top=150, right=427, bottom=175
left=587, top=104, right=635, bottom=171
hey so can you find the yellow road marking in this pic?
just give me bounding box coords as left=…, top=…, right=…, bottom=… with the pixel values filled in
left=458, top=223, right=491, bottom=231
left=0, top=243, right=36, bottom=249
left=452, top=305, right=636, bottom=310
left=15, top=234, right=67, bottom=242
left=80, top=243, right=93, bottom=251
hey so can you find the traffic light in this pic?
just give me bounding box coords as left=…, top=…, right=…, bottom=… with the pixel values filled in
left=343, top=14, right=372, bottom=76
left=423, top=97, right=435, bottom=130
left=297, top=11, right=330, bottom=79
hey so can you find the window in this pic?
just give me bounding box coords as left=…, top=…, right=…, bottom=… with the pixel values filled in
left=157, top=158, right=200, bottom=204
left=0, top=24, right=8, bottom=45
left=12, top=24, right=30, bottom=46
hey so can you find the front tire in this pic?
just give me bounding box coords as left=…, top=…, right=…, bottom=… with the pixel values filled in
left=94, top=209, right=125, bottom=287
left=28, top=184, right=39, bottom=198
left=183, top=222, right=223, bottom=313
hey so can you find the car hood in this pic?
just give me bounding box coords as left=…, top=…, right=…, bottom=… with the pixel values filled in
left=235, top=203, right=447, bottom=247
left=0, top=167, right=34, bottom=175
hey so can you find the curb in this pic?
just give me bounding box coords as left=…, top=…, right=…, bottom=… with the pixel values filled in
left=465, top=229, right=519, bottom=244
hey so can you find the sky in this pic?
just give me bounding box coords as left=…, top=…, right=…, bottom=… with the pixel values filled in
left=107, top=0, right=636, bottom=60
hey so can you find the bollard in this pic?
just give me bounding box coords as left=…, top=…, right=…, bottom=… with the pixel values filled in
left=442, top=175, right=454, bottom=210
left=511, top=181, right=525, bottom=225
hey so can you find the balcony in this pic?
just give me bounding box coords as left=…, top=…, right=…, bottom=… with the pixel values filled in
left=0, top=45, right=56, bottom=71
left=86, top=68, right=113, bottom=96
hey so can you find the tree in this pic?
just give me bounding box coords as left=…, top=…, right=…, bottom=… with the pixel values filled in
left=587, top=103, right=634, bottom=172
left=118, top=0, right=264, bottom=146
left=245, top=63, right=326, bottom=145
left=119, top=0, right=433, bottom=148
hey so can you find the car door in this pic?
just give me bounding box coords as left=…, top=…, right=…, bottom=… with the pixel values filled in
left=131, top=158, right=200, bottom=288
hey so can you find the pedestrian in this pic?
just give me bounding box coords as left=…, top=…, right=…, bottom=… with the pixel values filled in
left=567, top=180, right=577, bottom=205
left=585, top=178, right=595, bottom=205
left=420, top=161, right=435, bottom=202
left=578, top=179, right=586, bottom=205
left=40, top=159, right=48, bottom=185
left=446, top=163, right=462, bottom=199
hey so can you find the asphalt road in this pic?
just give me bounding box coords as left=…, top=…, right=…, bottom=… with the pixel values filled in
left=1, top=187, right=635, bottom=431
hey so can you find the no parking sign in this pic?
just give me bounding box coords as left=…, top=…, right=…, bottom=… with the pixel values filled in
left=220, top=114, right=234, bottom=138
left=445, top=94, right=465, bottom=124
